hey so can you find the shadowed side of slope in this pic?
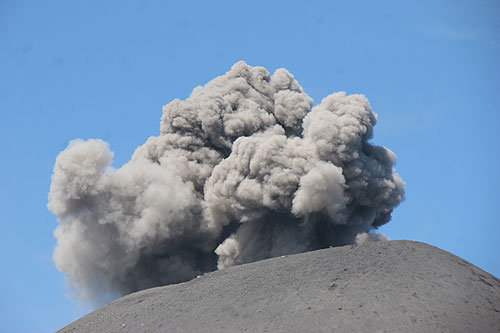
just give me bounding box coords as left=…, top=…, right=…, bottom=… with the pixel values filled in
left=59, top=240, right=500, bottom=333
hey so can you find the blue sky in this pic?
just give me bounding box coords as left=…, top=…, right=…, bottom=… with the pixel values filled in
left=1, top=1, right=499, bottom=332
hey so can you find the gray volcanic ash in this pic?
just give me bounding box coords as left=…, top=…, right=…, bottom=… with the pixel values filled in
left=48, top=61, right=404, bottom=303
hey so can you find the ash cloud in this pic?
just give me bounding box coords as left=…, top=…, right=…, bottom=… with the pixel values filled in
left=48, top=61, right=405, bottom=303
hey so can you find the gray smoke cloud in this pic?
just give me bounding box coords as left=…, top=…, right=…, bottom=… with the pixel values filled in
left=48, top=61, right=405, bottom=304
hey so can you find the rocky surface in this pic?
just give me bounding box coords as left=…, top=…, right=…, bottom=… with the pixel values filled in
left=59, top=240, right=500, bottom=332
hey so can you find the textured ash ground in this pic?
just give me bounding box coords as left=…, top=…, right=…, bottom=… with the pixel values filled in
left=59, top=240, right=500, bottom=333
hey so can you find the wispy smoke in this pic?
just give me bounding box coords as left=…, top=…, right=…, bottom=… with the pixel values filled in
left=48, top=61, right=405, bottom=303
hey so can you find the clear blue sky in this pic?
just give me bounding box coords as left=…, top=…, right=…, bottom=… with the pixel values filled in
left=1, top=1, right=499, bottom=332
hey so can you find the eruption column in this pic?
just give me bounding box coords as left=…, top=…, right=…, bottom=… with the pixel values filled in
left=48, top=61, right=405, bottom=303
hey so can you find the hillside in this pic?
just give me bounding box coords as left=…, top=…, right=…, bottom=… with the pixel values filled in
left=59, top=240, right=500, bottom=332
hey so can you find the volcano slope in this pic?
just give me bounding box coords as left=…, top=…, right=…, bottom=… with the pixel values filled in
left=59, top=240, right=500, bottom=333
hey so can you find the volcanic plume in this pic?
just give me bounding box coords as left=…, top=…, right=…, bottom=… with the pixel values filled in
left=48, top=61, right=405, bottom=303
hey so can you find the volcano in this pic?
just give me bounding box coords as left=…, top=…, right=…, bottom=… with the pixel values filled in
left=58, top=240, right=500, bottom=332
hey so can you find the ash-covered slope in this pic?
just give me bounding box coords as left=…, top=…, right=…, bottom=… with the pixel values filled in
left=59, top=241, right=500, bottom=333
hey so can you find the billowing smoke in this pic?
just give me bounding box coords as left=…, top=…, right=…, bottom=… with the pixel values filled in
left=48, top=61, right=404, bottom=304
